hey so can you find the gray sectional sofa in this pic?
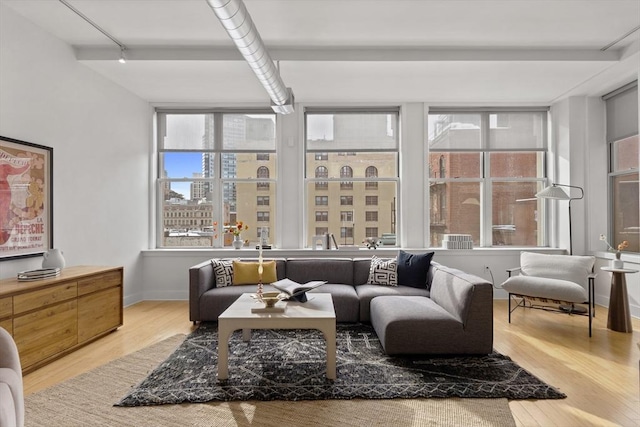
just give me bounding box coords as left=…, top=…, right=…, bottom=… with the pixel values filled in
left=189, top=257, right=493, bottom=355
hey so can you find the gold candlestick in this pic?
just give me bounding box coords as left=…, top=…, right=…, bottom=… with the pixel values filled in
left=257, top=240, right=264, bottom=299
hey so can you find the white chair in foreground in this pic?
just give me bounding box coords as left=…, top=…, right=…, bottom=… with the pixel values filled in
left=501, top=252, right=596, bottom=337
left=0, top=327, right=23, bottom=427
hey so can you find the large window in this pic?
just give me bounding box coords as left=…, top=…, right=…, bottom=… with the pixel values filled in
left=605, top=81, right=639, bottom=253
left=427, top=109, right=548, bottom=247
left=157, top=110, right=276, bottom=248
left=305, top=109, right=399, bottom=247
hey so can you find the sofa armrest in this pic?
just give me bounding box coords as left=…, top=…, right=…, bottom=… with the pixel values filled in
left=189, top=260, right=216, bottom=322
left=429, top=265, right=493, bottom=329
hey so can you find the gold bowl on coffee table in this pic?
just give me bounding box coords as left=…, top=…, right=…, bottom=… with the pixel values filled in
left=259, top=291, right=283, bottom=308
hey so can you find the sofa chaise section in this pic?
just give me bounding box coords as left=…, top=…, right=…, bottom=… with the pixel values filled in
left=370, top=264, right=493, bottom=355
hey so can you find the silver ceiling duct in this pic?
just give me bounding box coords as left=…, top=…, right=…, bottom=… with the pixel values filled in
left=206, top=0, right=294, bottom=114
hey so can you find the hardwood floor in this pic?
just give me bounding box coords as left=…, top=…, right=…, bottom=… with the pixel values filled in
left=23, top=300, right=640, bottom=426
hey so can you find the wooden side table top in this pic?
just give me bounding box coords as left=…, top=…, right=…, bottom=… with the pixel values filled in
left=600, top=267, right=639, bottom=274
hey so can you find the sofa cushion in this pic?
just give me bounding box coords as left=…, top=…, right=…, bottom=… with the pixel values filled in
left=309, top=284, right=360, bottom=323
left=396, top=250, right=434, bottom=288
left=212, top=259, right=234, bottom=287
left=199, top=284, right=280, bottom=321
left=232, top=260, right=277, bottom=285
left=353, top=258, right=373, bottom=285
left=355, top=284, right=430, bottom=322
left=286, top=258, right=354, bottom=285
left=368, top=256, right=397, bottom=286
left=371, top=296, right=479, bottom=355
left=502, top=276, right=587, bottom=303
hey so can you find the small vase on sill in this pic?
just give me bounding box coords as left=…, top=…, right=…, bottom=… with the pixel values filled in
left=232, top=235, right=243, bottom=249
left=610, top=251, right=624, bottom=269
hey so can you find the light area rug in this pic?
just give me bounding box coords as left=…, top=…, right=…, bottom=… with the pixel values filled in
left=24, top=335, right=517, bottom=427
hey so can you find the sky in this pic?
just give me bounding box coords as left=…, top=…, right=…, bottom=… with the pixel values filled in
left=163, top=152, right=202, bottom=199
left=162, top=113, right=335, bottom=199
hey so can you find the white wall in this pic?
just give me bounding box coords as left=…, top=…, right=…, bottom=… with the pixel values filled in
left=0, top=5, right=151, bottom=302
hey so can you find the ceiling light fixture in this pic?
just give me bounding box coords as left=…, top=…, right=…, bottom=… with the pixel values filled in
left=206, top=0, right=294, bottom=114
left=58, top=0, right=128, bottom=64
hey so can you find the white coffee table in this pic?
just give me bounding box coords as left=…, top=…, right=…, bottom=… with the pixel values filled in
left=217, top=292, right=336, bottom=381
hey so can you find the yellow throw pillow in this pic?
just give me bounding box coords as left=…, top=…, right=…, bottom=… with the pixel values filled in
left=232, top=260, right=277, bottom=285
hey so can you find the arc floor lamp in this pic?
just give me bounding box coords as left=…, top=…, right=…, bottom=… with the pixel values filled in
left=535, top=183, right=584, bottom=255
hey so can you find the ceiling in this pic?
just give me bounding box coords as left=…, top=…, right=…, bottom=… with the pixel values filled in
left=3, top=0, right=639, bottom=106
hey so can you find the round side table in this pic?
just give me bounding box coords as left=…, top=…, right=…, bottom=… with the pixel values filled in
left=601, top=267, right=638, bottom=333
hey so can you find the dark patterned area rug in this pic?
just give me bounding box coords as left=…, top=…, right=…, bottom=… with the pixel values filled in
left=116, top=323, right=565, bottom=406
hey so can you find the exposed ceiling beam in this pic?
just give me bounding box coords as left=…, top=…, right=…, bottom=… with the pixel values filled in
left=74, top=46, right=622, bottom=62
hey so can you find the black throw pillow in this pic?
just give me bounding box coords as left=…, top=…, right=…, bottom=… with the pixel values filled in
left=396, top=250, right=435, bottom=289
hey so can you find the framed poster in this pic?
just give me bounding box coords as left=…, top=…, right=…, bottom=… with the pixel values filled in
left=0, top=136, right=53, bottom=260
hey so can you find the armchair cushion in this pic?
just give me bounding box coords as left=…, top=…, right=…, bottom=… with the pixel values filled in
left=502, top=275, right=587, bottom=303
left=520, top=252, right=594, bottom=284
left=0, top=327, right=23, bottom=427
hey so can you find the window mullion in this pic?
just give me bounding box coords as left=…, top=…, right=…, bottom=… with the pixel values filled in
left=481, top=152, right=492, bottom=247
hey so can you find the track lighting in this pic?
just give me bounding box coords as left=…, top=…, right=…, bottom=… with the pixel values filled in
left=59, top=0, right=128, bottom=65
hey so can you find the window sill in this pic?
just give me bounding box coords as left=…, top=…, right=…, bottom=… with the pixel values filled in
left=593, top=250, right=640, bottom=264
left=140, top=246, right=566, bottom=257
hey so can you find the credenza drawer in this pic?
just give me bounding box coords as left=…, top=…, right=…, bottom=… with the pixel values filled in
left=0, top=318, right=12, bottom=335
left=0, top=296, right=12, bottom=319
left=77, top=271, right=122, bottom=296
left=78, top=287, right=122, bottom=343
left=14, top=300, right=78, bottom=369
left=13, top=282, right=77, bottom=315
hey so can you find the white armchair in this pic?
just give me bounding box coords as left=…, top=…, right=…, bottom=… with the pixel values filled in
left=501, top=252, right=596, bottom=336
left=0, top=327, right=23, bottom=427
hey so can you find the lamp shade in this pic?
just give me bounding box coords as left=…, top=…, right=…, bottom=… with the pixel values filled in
left=535, top=185, right=570, bottom=200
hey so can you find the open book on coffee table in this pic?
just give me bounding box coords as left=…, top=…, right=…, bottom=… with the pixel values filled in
left=271, top=278, right=326, bottom=302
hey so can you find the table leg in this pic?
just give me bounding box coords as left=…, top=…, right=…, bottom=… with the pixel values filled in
left=607, top=272, right=633, bottom=333
left=242, top=328, right=251, bottom=341
left=217, top=322, right=234, bottom=380
left=319, top=324, right=336, bottom=380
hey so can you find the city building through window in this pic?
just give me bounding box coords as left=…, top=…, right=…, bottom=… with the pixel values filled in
left=157, top=110, right=276, bottom=248
left=305, top=109, right=399, bottom=247
left=427, top=109, right=548, bottom=247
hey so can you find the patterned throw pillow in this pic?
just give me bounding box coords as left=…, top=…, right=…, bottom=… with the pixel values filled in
left=211, top=259, right=234, bottom=287
left=367, top=256, right=398, bottom=286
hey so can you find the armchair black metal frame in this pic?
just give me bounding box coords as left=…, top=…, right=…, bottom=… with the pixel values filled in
left=506, top=267, right=596, bottom=337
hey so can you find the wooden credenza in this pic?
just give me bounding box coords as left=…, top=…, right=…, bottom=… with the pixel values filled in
left=0, top=266, right=123, bottom=374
